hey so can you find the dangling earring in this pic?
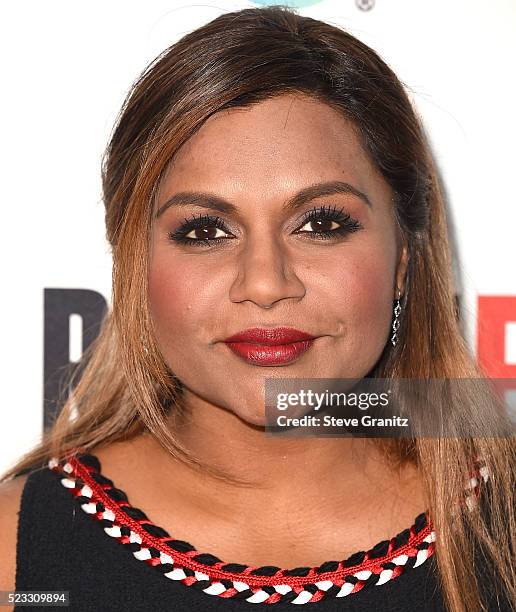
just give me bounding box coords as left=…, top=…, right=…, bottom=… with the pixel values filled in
left=140, top=334, right=149, bottom=355
left=390, top=288, right=402, bottom=347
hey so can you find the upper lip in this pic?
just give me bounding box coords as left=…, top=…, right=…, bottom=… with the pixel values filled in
left=223, top=327, right=317, bottom=345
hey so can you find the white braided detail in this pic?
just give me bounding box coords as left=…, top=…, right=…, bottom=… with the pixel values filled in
left=336, top=582, right=355, bottom=597
left=105, top=525, right=122, bottom=538
left=314, top=580, right=332, bottom=591
left=376, top=569, right=394, bottom=585
left=413, top=548, right=430, bottom=568
left=290, top=591, right=313, bottom=605
left=160, top=552, right=174, bottom=565
left=203, top=582, right=227, bottom=596
left=164, top=567, right=186, bottom=580
left=60, top=477, right=76, bottom=489
left=102, top=508, right=116, bottom=522
left=80, top=484, right=93, bottom=497
left=233, top=580, right=251, bottom=591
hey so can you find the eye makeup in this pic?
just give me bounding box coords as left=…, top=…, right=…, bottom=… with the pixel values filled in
left=168, top=213, right=233, bottom=246
left=294, top=204, right=363, bottom=240
left=167, top=204, right=363, bottom=247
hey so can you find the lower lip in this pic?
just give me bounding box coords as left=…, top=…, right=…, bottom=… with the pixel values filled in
left=224, top=340, right=315, bottom=366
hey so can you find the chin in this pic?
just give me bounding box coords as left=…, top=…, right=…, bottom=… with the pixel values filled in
left=233, top=407, right=269, bottom=429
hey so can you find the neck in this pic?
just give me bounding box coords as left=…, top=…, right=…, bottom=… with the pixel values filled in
left=144, top=391, right=417, bottom=515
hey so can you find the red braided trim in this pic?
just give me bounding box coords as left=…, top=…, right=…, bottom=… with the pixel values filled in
left=47, top=453, right=445, bottom=604
left=70, top=453, right=434, bottom=585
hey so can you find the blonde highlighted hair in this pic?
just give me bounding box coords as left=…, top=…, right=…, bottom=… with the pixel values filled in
left=3, top=7, right=514, bottom=611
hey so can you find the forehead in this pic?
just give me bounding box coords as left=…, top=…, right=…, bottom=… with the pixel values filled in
left=157, top=94, right=390, bottom=208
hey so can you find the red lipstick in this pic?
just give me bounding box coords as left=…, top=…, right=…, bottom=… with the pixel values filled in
left=223, top=327, right=317, bottom=366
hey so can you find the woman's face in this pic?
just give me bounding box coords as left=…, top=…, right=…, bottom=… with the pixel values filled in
left=149, top=93, right=408, bottom=425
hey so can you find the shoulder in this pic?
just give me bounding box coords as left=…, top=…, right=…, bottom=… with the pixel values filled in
left=0, top=474, right=30, bottom=590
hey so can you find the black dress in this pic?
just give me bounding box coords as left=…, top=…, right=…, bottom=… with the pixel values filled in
left=12, top=453, right=508, bottom=611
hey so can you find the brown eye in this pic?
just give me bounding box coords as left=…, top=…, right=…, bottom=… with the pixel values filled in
left=292, top=205, right=363, bottom=241
left=297, top=218, right=340, bottom=233
left=169, top=213, right=236, bottom=246
left=184, top=226, right=228, bottom=240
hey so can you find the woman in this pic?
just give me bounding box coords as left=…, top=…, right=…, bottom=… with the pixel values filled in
left=0, top=6, right=514, bottom=611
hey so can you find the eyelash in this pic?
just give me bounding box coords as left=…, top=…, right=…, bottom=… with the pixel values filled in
left=168, top=205, right=363, bottom=247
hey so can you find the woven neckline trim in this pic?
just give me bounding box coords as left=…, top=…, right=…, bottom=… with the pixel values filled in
left=47, top=453, right=489, bottom=605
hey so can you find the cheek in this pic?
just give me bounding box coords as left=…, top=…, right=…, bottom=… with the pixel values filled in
left=148, top=256, right=203, bottom=344
left=349, top=255, right=396, bottom=354
left=353, top=259, right=392, bottom=317
left=319, top=245, right=396, bottom=340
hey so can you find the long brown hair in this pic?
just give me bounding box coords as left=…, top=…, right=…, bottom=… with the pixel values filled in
left=3, top=6, right=514, bottom=611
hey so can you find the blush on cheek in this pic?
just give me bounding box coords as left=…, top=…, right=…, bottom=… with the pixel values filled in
left=360, top=266, right=392, bottom=316
left=148, top=261, right=195, bottom=344
left=335, top=254, right=394, bottom=346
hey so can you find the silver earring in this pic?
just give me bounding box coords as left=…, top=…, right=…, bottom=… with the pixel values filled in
left=140, top=334, right=149, bottom=355
left=390, top=288, right=402, bottom=346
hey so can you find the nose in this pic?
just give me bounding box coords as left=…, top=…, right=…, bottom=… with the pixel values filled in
left=229, top=232, right=306, bottom=309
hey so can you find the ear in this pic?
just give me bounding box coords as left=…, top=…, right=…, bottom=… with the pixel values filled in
left=395, top=241, right=409, bottom=298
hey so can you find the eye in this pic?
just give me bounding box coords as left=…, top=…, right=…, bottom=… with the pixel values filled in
left=183, top=226, right=228, bottom=240
left=293, top=205, right=363, bottom=240
left=296, top=217, right=341, bottom=233
left=168, top=213, right=235, bottom=247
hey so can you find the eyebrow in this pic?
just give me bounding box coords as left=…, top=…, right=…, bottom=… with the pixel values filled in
left=155, top=180, right=373, bottom=218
